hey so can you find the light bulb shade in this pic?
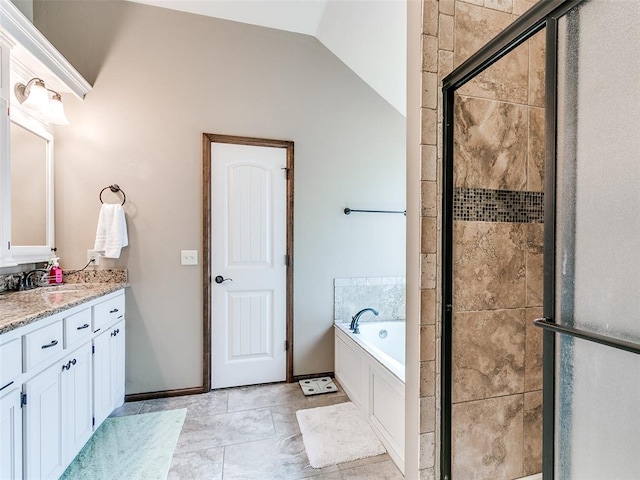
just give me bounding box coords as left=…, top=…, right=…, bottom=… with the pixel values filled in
left=42, top=95, right=69, bottom=125
left=17, top=79, right=50, bottom=112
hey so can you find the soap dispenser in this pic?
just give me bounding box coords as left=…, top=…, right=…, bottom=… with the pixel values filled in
left=49, top=257, right=63, bottom=284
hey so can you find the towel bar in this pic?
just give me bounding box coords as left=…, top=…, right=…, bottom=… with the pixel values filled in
left=344, top=207, right=406, bottom=216
left=99, top=184, right=126, bottom=205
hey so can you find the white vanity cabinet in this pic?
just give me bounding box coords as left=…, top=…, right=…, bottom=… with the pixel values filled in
left=0, top=386, right=22, bottom=480
left=0, top=331, right=22, bottom=480
left=93, top=319, right=125, bottom=429
left=0, top=289, right=125, bottom=480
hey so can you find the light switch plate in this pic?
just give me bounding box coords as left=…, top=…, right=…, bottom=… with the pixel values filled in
left=181, top=250, right=198, bottom=266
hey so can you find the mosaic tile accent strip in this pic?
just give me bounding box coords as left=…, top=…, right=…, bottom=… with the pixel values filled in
left=454, top=187, right=544, bottom=224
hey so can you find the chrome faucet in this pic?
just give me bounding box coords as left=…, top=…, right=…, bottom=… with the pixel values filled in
left=350, top=308, right=379, bottom=334
left=24, top=269, right=48, bottom=289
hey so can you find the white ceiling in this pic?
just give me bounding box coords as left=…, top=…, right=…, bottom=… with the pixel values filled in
left=127, top=0, right=407, bottom=116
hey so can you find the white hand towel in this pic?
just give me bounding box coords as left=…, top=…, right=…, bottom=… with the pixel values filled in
left=94, top=204, right=128, bottom=258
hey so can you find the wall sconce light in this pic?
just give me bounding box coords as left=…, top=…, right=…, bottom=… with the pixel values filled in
left=14, top=78, right=69, bottom=125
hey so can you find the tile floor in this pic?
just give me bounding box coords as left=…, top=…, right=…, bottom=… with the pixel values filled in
left=110, top=381, right=404, bottom=480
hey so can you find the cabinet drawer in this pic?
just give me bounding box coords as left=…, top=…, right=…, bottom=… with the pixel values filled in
left=0, top=338, right=21, bottom=389
left=24, top=321, right=64, bottom=372
left=64, top=308, right=92, bottom=348
left=92, top=295, right=125, bottom=333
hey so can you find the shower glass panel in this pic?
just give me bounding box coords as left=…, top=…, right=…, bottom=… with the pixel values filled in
left=555, top=0, right=640, bottom=478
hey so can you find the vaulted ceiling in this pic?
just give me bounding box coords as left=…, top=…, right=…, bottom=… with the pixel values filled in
left=127, top=0, right=407, bottom=116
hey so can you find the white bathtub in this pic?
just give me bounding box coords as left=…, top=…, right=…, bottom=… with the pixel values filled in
left=334, top=321, right=405, bottom=473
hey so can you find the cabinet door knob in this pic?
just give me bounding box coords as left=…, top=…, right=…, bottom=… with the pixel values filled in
left=71, top=358, right=77, bottom=366
left=42, top=340, right=59, bottom=349
left=77, top=323, right=90, bottom=330
left=109, top=308, right=119, bottom=313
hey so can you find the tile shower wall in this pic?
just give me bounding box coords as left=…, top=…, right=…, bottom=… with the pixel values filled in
left=451, top=14, right=544, bottom=480
left=418, top=0, right=543, bottom=478
left=333, top=277, right=406, bottom=324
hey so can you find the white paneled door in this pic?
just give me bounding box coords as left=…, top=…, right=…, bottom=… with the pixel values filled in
left=211, top=142, right=288, bottom=389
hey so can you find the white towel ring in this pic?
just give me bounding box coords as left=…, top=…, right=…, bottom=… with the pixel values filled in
left=99, top=184, right=126, bottom=205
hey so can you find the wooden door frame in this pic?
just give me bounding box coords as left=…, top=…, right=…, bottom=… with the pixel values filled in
left=202, top=133, right=294, bottom=391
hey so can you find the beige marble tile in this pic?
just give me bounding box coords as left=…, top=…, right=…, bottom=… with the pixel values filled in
left=419, top=432, right=436, bottom=469
left=422, top=71, right=438, bottom=109
left=423, top=34, right=438, bottom=73
left=455, top=3, right=516, bottom=62
left=167, top=447, right=224, bottom=480
left=420, top=360, right=436, bottom=396
left=420, top=395, right=436, bottom=434
left=453, top=221, right=526, bottom=311
left=452, top=394, right=524, bottom=480
left=140, top=389, right=228, bottom=419
left=525, top=307, right=543, bottom=392
left=422, top=107, right=438, bottom=145
left=486, top=0, right=513, bottom=13
left=422, top=145, right=437, bottom=181
left=422, top=216, right=437, bottom=254
left=439, top=13, right=454, bottom=51
left=420, top=288, right=436, bottom=325
left=528, top=28, right=546, bottom=108
left=423, top=0, right=438, bottom=36
left=524, top=390, right=543, bottom=476
left=526, top=223, right=544, bottom=307
left=455, top=3, right=526, bottom=103
left=420, top=467, right=436, bottom=480
left=174, top=408, right=275, bottom=454
left=513, top=0, right=537, bottom=15
left=458, top=0, right=484, bottom=6
left=421, top=325, right=436, bottom=361
left=440, top=0, right=455, bottom=15
left=453, top=309, right=525, bottom=402
left=421, top=253, right=437, bottom=289
left=454, top=96, right=528, bottom=190
left=222, top=434, right=311, bottom=479
left=527, top=106, right=546, bottom=192
left=438, top=50, right=455, bottom=85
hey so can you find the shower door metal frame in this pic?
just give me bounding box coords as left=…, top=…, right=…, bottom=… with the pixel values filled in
left=440, top=1, right=583, bottom=479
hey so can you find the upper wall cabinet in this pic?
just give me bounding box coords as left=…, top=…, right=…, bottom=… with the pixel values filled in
left=0, top=0, right=91, bottom=266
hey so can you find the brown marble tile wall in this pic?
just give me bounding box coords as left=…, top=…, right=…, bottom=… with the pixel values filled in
left=452, top=394, right=524, bottom=480
left=418, top=0, right=544, bottom=478
left=453, top=222, right=526, bottom=312
left=450, top=1, right=544, bottom=479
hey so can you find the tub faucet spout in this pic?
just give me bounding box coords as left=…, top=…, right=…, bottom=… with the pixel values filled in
left=350, top=308, right=379, bottom=334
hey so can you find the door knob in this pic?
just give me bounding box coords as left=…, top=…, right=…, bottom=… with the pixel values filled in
left=214, top=276, right=233, bottom=284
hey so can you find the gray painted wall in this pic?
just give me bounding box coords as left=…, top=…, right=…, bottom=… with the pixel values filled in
left=33, top=0, right=406, bottom=394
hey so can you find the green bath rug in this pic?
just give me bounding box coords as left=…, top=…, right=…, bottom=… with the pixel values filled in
left=61, top=408, right=186, bottom=480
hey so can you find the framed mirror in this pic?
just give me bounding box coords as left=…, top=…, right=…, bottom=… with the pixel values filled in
left=9, top=108, right=54, bottom=263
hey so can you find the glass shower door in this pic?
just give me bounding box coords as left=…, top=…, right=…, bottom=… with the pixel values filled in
left=552, top=0, right=640, bottom=478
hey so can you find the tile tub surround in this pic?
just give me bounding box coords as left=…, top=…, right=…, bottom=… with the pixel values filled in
left=334, top=277, right=406, bottom=324
left=0, top=282, right=128, bottom=334
left=110, top=382, right=404, bottom=480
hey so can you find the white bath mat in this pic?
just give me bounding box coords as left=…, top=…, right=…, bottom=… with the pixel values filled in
left=296, top=402, right=386, bottom=468
left=298, top=376, right=339, bottom=396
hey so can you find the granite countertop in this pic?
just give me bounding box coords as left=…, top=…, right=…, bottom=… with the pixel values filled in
left=0, top=282, right=128, bottom=335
